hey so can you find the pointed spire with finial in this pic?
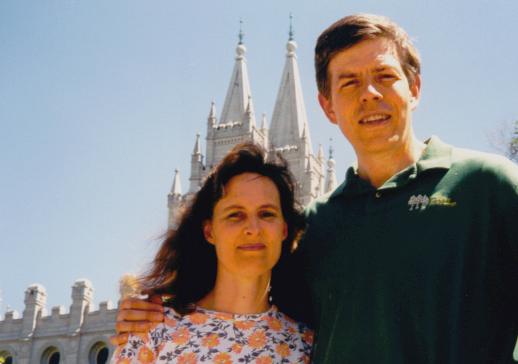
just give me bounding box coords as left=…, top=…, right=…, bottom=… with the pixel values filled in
left=207, top=100, right=217, bottom=126
left=192, top=133, right=201, bottom=155
left=171, top=169, right=182, bottom=196
left=269, top=13, right=311, bottom=152
left=219, top=19, right=254, bottom=125
left=318, top=143, right=325, bottom=161
left=300, top=124, right=312, bottom=155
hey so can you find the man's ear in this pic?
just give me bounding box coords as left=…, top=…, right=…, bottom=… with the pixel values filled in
left=410, top=74, right=421, bottom=110
left=203, top=220, right=215, bottom=245
left=318, top=93, right=338, bottom=124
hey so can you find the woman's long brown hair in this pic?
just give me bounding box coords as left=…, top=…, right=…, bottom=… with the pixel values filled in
left=138, top=142, right=308, bottom=320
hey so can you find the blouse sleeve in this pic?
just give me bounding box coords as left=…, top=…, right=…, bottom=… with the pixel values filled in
left=110, top=331, right=160, bottom=364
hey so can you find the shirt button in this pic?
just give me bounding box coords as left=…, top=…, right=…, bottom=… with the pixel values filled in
left=375, top=191, right=382, bottom=198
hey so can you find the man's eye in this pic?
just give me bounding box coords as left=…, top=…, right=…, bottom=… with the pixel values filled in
left=379, top=74, right=397, bottom=81
left=340, top=80, right=358, bottom=88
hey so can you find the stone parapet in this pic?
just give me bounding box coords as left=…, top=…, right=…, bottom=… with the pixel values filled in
left=0, top=280, right=117, bottom=363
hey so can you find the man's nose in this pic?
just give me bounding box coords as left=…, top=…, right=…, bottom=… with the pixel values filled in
left=360, top=83, right=382, bottom=103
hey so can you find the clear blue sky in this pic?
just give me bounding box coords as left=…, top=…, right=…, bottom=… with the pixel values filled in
left=1, top=0, right=517, bottom=315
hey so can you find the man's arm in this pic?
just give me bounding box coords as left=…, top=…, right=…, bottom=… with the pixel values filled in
left=110, top=295, right=164, bottom=346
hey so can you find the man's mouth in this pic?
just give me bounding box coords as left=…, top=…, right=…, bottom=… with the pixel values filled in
left=238, top=243, right=266, bottom=251
left=359, top=114, right=391, bottom=125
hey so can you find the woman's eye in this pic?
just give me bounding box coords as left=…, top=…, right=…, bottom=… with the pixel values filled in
left=226, top=212, right=243, bottom=220
left=259, top=211, right=277, bottom=219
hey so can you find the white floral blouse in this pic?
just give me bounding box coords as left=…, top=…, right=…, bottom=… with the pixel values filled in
left=112, top=305, right=313, bottom=364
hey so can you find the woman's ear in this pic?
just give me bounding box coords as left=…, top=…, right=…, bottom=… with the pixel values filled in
left=282, top=222, right=288, bottom=240
left=203, top=220, right=215, bottom=245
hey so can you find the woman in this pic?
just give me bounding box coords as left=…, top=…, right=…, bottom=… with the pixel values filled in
left=112, top=142, right=313, bottom=363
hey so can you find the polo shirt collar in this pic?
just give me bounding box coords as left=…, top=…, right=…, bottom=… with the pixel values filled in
left=330, top=136, right=453, bottom=199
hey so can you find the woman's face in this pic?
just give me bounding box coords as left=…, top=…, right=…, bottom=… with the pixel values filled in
left=203, top=172, right=288, bottom=279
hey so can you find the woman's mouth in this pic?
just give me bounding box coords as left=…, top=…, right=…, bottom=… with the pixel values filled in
left=238, top=243, right=266, bottom=251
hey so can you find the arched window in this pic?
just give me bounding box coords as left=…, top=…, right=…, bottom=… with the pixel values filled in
left=89, top=342, right=109, bottom=364
left=41, top=346, right=60, bottom=364
left=48, top=352, right=59, bottom=364
left=0, top=350, right=14, bottom=364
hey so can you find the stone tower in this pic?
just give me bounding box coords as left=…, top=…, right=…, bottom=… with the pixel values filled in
left=68, top=279, right=93, bottom=335
left=20, top=284, right=47, bottom=339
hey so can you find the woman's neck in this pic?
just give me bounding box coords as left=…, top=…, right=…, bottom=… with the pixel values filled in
left=197, top=268, right=271, bottom=315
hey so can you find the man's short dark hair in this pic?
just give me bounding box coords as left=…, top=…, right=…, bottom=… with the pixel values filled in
left=315, top=13, right=421, bottom=98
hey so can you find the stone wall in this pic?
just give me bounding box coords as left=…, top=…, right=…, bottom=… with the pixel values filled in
left=0, top=280, right=116, bottom=364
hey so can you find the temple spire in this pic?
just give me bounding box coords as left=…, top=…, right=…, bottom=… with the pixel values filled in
left=219, top=20, right=254, bottom=125
left=207, top=101, right=217, bottom=126
left=171, top=169, right=182, bottom=196
left=317, top=144, right=325, bottom=162
left=192, top=133, right=202, bottom=155
left=269, top=18, right=311, bottom=152
left=189, top=133, right=203, bottom=193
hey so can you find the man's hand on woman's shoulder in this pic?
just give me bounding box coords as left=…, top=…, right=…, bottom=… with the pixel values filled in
left=110, top=295, right=165, bottom=346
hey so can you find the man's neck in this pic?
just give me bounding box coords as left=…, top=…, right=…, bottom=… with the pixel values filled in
left=197, top=268, right=271, bottom=315
left=356, top=137, right=426, bottom=188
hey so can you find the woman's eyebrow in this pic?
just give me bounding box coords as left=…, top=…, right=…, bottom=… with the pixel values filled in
left=221, top=204, right=244, bottom=212
left=221, top=203, right=280, bottom=212
left=258, top=204, right=281, bottom=210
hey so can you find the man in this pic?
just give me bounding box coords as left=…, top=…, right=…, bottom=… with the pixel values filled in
left=113, top=14, right=518, bottom=363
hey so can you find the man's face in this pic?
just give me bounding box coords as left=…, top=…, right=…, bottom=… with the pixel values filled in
left=318, top=37, right=421, bottom=156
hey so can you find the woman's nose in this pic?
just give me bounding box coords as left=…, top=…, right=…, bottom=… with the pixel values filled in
left=244, top=217, right=260, bottom=235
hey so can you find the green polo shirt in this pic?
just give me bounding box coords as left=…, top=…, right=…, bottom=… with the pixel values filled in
left=302, top=136, right=518, bottom=363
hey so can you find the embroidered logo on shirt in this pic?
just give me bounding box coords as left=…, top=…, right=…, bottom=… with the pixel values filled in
left=408, top=194, right=430, bottom=211
left=408, top=193, right=456, bottom=211
left=429, top=194, right=457, bottom=207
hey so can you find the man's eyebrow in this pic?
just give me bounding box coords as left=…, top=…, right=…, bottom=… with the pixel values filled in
left=374, top=65, right=399, bottom=73
left=336, top=72, right=357, bottom=79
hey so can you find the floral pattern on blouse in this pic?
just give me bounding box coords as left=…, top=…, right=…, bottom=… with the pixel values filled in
left=112, top=305, right=313, bottom=364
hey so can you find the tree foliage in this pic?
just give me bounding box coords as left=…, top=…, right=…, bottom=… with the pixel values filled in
left=510, top=120, right=518, bottom=163
left=488, top=120, right=518, bottom=163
